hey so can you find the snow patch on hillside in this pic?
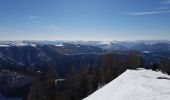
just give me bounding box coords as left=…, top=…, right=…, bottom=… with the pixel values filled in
left=83, top=69, right=170, bottom=100
left=0, top=44, right=10, bottom=47
left=55, top=44, right=64, bottom=47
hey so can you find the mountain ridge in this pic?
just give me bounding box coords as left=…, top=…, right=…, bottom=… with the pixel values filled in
left=83, top=69, right=170, bottom=100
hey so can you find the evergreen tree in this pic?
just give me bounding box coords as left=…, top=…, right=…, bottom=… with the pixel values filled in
left=126, top=51, right=143, bottom=69
left=27, top=66, right=56, bottom=100
left=65, top=65, right=80, bottom=100
left=160, top=59, right=170, bottom=74
left=101, top=53, right=119, bottom=83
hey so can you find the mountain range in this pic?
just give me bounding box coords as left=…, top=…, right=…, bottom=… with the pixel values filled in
left=0, top=40, right=170, bottom=100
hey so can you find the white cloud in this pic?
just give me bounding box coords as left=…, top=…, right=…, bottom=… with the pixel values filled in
left=128, top=10, right=170, bottom=15
left=29, top=25, right=62, bottom=31
left=42, top=25, right=62, bottom=30
left=157, top=6, right=169, bottom=10
left=28, top=16, right=40, bottom=20
left=128, top=0, right=170, bottom=16
left=162, top=0, right=170, bottom=4
left=28, top=16, right=40, bottom=23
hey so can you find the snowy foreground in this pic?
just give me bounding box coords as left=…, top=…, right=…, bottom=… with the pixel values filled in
left=83, top=69, right=170, bottom=100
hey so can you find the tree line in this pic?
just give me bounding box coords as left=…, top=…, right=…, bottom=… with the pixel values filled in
left=26, top=51, right=170, bottom=100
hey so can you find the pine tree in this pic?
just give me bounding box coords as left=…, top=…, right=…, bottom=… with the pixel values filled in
left=101, top=53, right=119, bottom=83
left=160, top=59, right=170, bottom=74
left=45, top=66, right=56, bottom=100
left=65, top=65, right=80, bottom=100
left=27, top=66, right=57, bottom=100
left=126, top=51, right=142, bottom=69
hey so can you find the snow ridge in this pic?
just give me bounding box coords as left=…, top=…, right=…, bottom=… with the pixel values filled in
left=83, top=69, right=170, bottom=100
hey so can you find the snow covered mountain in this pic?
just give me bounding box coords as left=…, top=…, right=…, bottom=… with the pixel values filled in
left=1, top=40, right=170, bottom=51
left=83, top=69, right=170, bottom=100
left=0, top=41, right=37, bottom=47
left=1, top=40, right=170, bottom=69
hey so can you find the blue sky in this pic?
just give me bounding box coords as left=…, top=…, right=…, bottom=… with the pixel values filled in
left=0, top=0, right=170, bottom=41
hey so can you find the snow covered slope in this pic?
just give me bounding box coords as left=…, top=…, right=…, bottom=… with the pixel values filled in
left=83, top=69, right=170, bottom=100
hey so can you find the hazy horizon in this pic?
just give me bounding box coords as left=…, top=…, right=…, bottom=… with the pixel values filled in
left=0, top=39, right=170, bottom=42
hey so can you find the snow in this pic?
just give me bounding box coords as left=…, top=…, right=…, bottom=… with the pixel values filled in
left=11, top=42, right=28, bottom=46
left=83, top=69, right=170, bottom=100
left=55, top=44, right=64, bottom=47
left=0, top=41, right=37, bottom=47
left=55, top=79, right=65, bottom=84
left=37, top=70, right=41, bottom=73
left=142, top=51, right=151, bottom=54
left=30, top=43, right=36, bottom=47
left=98, top=41, right=111, bottom=45
left=0, top=44, right=10, bottom=47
